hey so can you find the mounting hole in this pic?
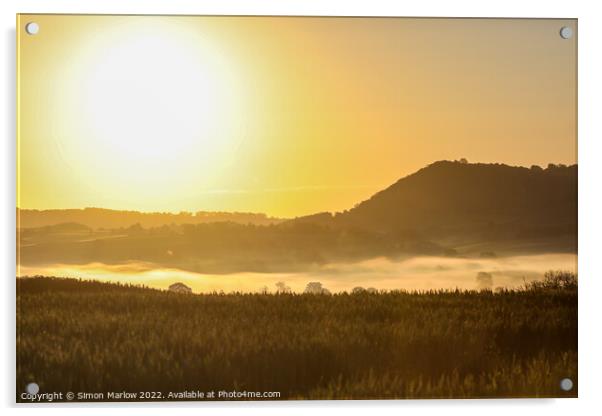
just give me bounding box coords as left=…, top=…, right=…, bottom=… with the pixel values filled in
left=560, top=377, right=573, bottom=391
left=559, top=26, right=573, bottom=40
left=25, top=382, right=39, bottom=395
left=25, top=22, right=39, bottom=35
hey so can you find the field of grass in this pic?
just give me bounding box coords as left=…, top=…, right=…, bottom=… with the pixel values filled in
left=16, top=276, right=577, bottom=401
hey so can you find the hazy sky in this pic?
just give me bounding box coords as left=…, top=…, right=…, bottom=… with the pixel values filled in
left=17, top=15, right=576, bottom=217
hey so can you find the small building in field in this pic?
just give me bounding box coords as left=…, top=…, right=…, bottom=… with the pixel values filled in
left=169, top=282, right=192, bottom=294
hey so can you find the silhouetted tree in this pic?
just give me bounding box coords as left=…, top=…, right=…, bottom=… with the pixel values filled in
left=126, top=223, right=144, bottom=236
left=476, top=272, right=494, bottom=290
left=304, top=282, right=330, bottom=295
left=526, top=270, right=577, bottom=291
left=275, top=281, right=291, bottom=293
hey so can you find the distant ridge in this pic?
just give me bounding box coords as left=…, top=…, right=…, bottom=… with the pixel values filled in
left=17, top=207, right=285, bottom=229
left=295, top=160, right=577, bottom=247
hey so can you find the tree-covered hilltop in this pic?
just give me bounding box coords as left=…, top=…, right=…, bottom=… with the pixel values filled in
left=296, top=160, right=577, bottom=247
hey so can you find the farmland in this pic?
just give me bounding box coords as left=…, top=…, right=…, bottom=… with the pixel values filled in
left=16, top=276, right=577, bottom=401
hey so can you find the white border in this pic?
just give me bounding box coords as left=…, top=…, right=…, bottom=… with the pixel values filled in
left=2, top=1, right=601, bottom=415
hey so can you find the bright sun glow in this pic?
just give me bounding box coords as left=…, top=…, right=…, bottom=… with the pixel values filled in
left=84, top=30, right=222, bottom=159
left=67, top=20, right=246, bottom=184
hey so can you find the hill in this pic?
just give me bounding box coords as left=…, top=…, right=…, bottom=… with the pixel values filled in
left=295, top=161, right=577, bottom=251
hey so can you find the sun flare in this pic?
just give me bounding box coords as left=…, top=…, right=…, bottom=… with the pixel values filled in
left=82, top=29, right=224, bottom=160
left=18, top=16, right=252, bottom=211
left=71, top=20, right=247, bottom=175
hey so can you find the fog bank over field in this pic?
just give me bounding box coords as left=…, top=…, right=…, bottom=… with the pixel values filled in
left=19, top=253, right=576, bottom=294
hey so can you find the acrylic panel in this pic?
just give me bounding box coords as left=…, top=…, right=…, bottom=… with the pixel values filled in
left=16, top=15, right=577, bottom=402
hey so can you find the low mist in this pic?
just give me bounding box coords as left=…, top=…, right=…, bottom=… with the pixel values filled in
left=18, top=253, right=577, bottom=294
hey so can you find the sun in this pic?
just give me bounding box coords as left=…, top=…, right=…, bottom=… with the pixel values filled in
left=82, top=29, right=221, bottom=159
left=66, top=19, right=246, bottom=183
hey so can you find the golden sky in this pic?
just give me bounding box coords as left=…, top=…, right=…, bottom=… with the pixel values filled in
left=17, top=15, right=577, bottom=218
